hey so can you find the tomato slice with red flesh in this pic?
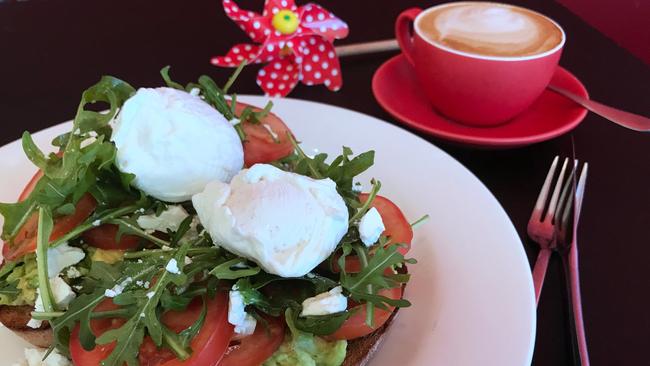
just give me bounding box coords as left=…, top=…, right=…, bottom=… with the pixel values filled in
left=70, top=298, right=124, bottom=366
left=82, top=224, right=140, bottom=250
left=70, top=293, right=233, bottom=366
left=219, top=315, right=286, bottom=366
left=334, top=194, right=413, bottom=273
left=233, top=102, right=294, bottom=167
left=18, top=169, right=44, bottom=202
left=326, top=286, right=403, bottom=341
left=3, top=193, right=97, bottom=261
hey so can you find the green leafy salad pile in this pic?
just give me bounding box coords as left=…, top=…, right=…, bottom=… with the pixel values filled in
left=0, top=64, right=418, bottom=366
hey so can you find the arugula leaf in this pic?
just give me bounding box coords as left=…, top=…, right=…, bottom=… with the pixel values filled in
left=291, top=310, right=349, bottom=336
left=209, top=258, right=261, bottom=280
left=95, top=239, right=193, bottom=366
left=35, top=207, right=55, bottom=312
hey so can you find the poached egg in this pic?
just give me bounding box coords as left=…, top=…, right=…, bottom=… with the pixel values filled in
left=112, top=87, right=244, bottom=202
left=192, top=164, right=349, bottom=277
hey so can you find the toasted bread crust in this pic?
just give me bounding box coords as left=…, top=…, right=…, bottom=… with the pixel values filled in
left=342, top=306, right=399, bottom=366
left=0, top=305, right=53, bottom=348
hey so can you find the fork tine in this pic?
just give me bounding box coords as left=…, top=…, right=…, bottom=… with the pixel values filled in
left=544, top=157, right=569, bottom=222
left=557, top=160, right=579, bottom=230
left=574, top=163, right=588, bottom=219
left=533, top=156, right=559, bottom=213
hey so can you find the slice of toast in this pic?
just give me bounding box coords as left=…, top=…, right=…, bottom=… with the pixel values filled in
left=0, top=305, right=53, bottom=348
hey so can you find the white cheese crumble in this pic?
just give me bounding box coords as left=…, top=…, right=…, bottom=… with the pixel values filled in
left=165, top=258, right=181, bottom=274
left=27, top=276, right=77, bottom=328
left=104, top=277, right=133, bottom=298
left=137, top=205, right=189, bottom=233
left=46, top=243, right=85, bottom=279
left=358, top=207, right=385, bottom=247
left=228, top=290, right=257, bottom=336
left=92, top=219, right=101, bottom=227
left=300, top=286, right=347, bottom=317
left=65, top=267, right=82, bottom=279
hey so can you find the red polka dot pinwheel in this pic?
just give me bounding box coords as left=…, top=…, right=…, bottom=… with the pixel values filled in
left=211, top=0, right=349, bottom=97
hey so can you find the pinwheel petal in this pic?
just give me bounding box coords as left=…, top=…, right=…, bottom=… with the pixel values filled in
left=222, top=0, right=271, bottom=43
left=257, top=57, right=300, bottom=97
left=263, top=0, right=298, bottom=16
left=211, top=43, right=263, bottom=67
left=298, top=3, right=349, bottom=41
left=295, top=36, right=342, bottom=91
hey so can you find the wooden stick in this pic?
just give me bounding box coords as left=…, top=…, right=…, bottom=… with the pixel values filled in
left=334, top=39, right=399, bottom=57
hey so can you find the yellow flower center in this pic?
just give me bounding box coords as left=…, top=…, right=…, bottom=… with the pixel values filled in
left=272, top=9, right=300, bottom=35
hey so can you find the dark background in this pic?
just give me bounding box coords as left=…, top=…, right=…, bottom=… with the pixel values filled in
left=1, top=0, right=648, bottom=365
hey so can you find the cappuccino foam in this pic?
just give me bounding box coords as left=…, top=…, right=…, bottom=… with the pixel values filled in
left=418, top=3, right=563, bottom=58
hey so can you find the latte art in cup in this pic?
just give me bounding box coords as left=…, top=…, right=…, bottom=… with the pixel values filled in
left=418, top=3, right=563, bottom=58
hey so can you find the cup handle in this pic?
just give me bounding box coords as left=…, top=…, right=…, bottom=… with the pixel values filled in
left=395, top=7, right=422, bottom=67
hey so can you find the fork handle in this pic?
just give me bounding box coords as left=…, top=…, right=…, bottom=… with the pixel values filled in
left=532, top=248, right=552, bottom=304
left=561, top=243, right=590, bottom=366
left=567, top=240, right=591, bottom=365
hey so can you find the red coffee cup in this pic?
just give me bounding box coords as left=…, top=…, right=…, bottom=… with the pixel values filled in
left=395, top=3, right=565, bottom=126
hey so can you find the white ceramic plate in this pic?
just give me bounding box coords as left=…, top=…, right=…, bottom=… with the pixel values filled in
left=0, top=96, right=535, bottom=365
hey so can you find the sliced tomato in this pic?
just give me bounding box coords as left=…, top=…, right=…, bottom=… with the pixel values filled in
left=326, top=287, right=403, bottom=341
left=70, top=298, right=124, bottom=365
left=219, top=315, right=285, bottom=366
left=335, top=194, right=413, bottom=273
left=3, top=193, right=97, bottom=261
left=70, top=293, right=233, bottom=366
left=233, top=102, right=294, bottom=167
left=82, top=224, right=140, bottom=250
left=18, top=169, right=43, bottom=201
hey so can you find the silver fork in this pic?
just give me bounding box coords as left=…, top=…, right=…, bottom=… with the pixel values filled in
left=527, top=156, right=570, bottom=302
left=555, top=162, right=590, bottom=366
left=528, top=157, right=590, bottom=365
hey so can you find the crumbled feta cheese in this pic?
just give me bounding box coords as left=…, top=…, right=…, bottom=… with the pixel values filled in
left=300, top=286, right=347, bottom=317
left=28, top=276, right=77, bottom=328
left=65, top=267, right=82, bottom=279
left=137, top=205, right=189, bottom=233
left=184, top=256, right=193, bottom=265
left=228, top=290, right=256, bottom=336
left=165, top=258, right=181, bottom=274
left=18, top=347, right=71, bottom=366
left=358, top=207, right=385, bottom=247
left=92, top=219, right=101, bottom=227
left=146, top=291, right=155, bottom=299
left=46, top=242, right=85, bottom=278
left=104, top=278, right=133, bottom=298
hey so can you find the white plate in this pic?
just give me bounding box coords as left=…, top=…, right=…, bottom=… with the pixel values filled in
left=0, top=96, right=535, bottom=365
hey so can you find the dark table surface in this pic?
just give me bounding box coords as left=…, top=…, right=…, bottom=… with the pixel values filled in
left=1, top=0, right=649, bottom=365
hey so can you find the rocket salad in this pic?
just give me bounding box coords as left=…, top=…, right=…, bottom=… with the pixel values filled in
left=0, top=65, right=419, bottom=366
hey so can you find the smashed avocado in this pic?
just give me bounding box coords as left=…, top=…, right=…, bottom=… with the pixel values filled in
left=264, top=313, right=347, bottom=366
left=90, top=248, right=124, bottom=264
left=264, top=333, right=347, bottom=366
left=0, top=254, right=39, bottom=306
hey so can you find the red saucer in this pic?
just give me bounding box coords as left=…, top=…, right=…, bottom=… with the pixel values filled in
left=372, top=54, right=589, bottom=148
